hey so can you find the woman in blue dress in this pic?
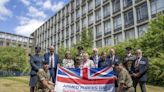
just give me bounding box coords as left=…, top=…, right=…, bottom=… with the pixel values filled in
left=29, top=47, right=44, bottom=92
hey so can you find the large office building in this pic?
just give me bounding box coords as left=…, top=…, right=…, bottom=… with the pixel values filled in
left=0, top=31, right=33, bottom=53
left=31, top=0, right=164, bottom=52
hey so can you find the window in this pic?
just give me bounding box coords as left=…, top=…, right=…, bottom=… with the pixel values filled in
left=76, top=0, right=80, bottom=6
left=104, top=37, right=112, bottom=46
left=136, top=3, right=148, bottom=23
left=114, top=33, right=123, bottom=45
left=88, top=0, right=93, bottom=11
left=103, top=3, right=110, bottom=17
left=88, top=14, right=94, bottom=25
left=82, top=17, right=87, bottom=28
left=76, top=34, right=80, bottom=42
left=71, top=13, right=74, bottom=21
left=0, top=41, right=3, bottom=46
left=95, top=0, right=101, bottom=6
left=125, top=29, right=135, bottom=41
left=18, top=37, right=23, bottom=42
left=24, top=38, right=28, bottom=43
left=12, top=36, right=17, bottom=41
left=89, top=28, right=94, bottom=40
left=76, top=9, right=80, bottom=18
left=95, top=9, right=101, bottom=21
left=96, top=24, right=102, bottom=37
left=62, top=20, right=65, bottom=27
left=71, top=24, right=74, bottom=34
left=66, top=39, right=69, bottom=47
left=113, top=0, right=120, bottom=13
left=150, top=0, right=164, bottom=15
left=96, top=40, right=102, bottom=47
left=0, top=33, right=5, bottom=39
left=123, top=0, right=132, bottom=8
left=29, top=39, right=33, bottom=43
left=76, top=21, right=80, bottom=32
left=58, top=33, right=60, bottom=41
left=66, top=17, right=69, bottom=25
left=104, top=20, right=111, bottom=34
left=138, top=24, right=148, bottom=37
left=71, top=1, right=74, bottom=11
left=113, top=15, right=122, bottom=30
left=82, top=5, right=86, bottom=14
left=71, top=37, right=74, bottom=46
left=124, top=10, right=134, bottom=28
left=66, top=28, right=69, bottom=37
left=62, top=30, right=64, bottom=40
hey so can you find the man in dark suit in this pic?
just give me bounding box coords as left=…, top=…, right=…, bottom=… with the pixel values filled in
left=108, top=48, right=120, bottom=65
left=108, top=48, right=120, bottom=90
left=44, top=46, right=59, bottom=83
left=90, top=48, right=100, bottom=68
left=132, top=49, right=148, bottom=92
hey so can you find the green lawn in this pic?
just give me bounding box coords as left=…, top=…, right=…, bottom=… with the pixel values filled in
left=0, top=76, right=164, bottom=92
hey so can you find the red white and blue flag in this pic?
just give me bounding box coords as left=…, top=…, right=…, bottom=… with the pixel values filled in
left=55, top=66, right=116, bottom=92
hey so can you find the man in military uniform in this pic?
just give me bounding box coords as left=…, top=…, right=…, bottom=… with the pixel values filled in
left=114, top=62, right=134, bottom=92
left=124, top=47, right=135, bottom=62
left=35, top=61, right=55, bottom=92
left=74, top=46, right=84, bottom=67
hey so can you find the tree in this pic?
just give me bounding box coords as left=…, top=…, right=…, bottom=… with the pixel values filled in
left=75, top=29, right=93, bottom=50
left=139, top=15, right=164, bottom=57
left=0, top=47, right=28, bottom=72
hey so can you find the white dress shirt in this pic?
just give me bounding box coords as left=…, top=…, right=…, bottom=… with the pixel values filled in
left=49, top=54, right=55, bottom=68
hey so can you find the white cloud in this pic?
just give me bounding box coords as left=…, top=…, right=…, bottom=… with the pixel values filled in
left=42, top=0, right=65, bottom=12
left=15, top=17, right=44, bottom=36
left=21, top=0, right=30, bottom=6
left=51, top=1, right=65, bottom=12
left=43, top=0, right=52, bottom=9
left=27, top=6, right=47, bottom=18
left=0, top=0, right=12, bottom=21
left=14, top=0, right=67, bottom=37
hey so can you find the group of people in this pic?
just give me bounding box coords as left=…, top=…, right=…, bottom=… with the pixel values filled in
left=29, top=46, right=148, bottom=92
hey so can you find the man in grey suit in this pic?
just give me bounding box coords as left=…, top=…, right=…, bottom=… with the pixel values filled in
left=29, top=47, right=44, bottom=92
left=132, top=49, right=148, bottom=92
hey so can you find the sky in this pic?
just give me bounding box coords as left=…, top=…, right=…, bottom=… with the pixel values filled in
left=0, top=0, right=70, bottom=37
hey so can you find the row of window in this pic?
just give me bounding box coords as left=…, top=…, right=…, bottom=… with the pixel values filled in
left=96, top=24, right=148, bottom=47
left=36, top=0, right=164, bottom=38
left=0, top=34, right=33, bottom=43
left=37, top=24, right=148, bottom=48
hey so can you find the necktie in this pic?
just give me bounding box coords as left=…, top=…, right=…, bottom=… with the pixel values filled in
left=51, top=56, right=53, bottom=68
left=135, top=57, right=140, bottom=68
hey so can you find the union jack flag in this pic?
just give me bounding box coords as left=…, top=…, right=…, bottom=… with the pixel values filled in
left=55, top=66, right=116, bottom=92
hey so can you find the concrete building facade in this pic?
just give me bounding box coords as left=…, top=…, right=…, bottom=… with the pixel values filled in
left=0, top=31, right=33, bottom=53
left=31, top=0, right=164, bottom=52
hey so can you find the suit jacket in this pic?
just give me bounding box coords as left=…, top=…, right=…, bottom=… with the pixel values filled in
left=30, top=54, right=44, bottom=76
left=132, top=57, right=148, bottom=82
left=90, top=55, right=100, bottom=67
left=44, top=53, right=59, bottom=69
left=98, top=58, right=112, bottom=68
left=108, top=55, right=120, bottom=65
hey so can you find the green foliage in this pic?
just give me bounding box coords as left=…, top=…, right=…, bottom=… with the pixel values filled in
left=0, top=47, right=29, bottom=72
left=148, top=53, right=164, bottom=86
left=75, top=29, right=93, bottom=51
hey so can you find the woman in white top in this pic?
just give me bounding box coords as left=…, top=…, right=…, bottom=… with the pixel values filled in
left=62, top=51, right=75, bottom=68
left=79, top=53, right=95, bottom=68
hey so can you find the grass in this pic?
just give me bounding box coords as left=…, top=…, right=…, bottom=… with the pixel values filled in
left=0, top=76, right=29, bottom=92
left=0, top=76, right=164, bottom=92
